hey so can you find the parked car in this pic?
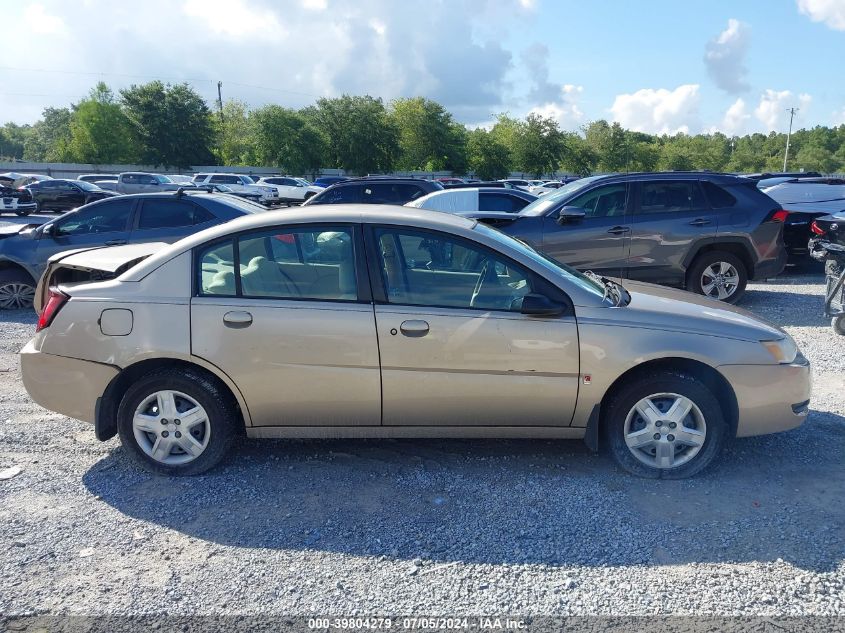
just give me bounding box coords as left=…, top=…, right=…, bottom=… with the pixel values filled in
left=1, top=172, right=52, bottom=187
left=528, top=181, right=563, bottom=195
left=498, top=178, right=532, bottom=190
left=96, top=172, right=185, bottom=195
left=314, top=176, right=348, bottom=188
left=166, top=175, right=195, bottom=185
left=20, top=205, right=810, bottom=478
left=196, top=183, right=264, bottom=205
left=406, top=187, right=537, bottom=213
left=192, top=173, right=279, bottom=205
left=0, top=185, right=38, bottom=216
left=435, top=177, right=467, bottom=185
left=0, top=191, right=263, bottom=309
left=78, top=174, right=119, bottom=184
left=442, top=181, right=516, bottom=190
left=464, top=172, right=788, bottom=304
left=759, top=178, right=845, bottom=262
left=254, top=176, right=323, bottom=204
left=743, top=171, right=821, bottom=182
left=25, top=179, right=118, bottom=212
left=303, top=177, right=442, bottom=206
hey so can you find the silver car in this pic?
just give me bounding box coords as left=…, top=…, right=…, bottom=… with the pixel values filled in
left=21, top=206, right=811, bottom=478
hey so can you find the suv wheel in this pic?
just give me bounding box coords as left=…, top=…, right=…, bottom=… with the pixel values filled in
left=604, top=371, right=728, bottom=479
left=687, top=251, right=747, bottom=303
left=117, top=368, right=238, bottom=475
left=0, top=269, right=36, bottom=309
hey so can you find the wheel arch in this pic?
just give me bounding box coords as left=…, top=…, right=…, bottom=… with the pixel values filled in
left=0, top=259, right=37, bottom=282
left=683, top=238, right=755, bottom=281
left=95, top=356, right=252, bottom=441
left=597, top=357, right=739, bottom=439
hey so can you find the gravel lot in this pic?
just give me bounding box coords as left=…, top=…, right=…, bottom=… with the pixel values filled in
left=0, top=271, right=843, bottom=619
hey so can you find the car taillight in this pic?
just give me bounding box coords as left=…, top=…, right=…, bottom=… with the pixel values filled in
left=36, top=288, right=68, bottom=332
left=810, top=220, right=826, bottom=235
left=769, top=210, right=790, bottom=222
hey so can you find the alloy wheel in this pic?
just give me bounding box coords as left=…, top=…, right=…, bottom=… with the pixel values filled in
left=0, top=282, right=36, bottom=309
left=700, top=261, right=740, bottom=300
left=132, top=390, right=211, bottom=465
left=623, top=392, right=707, bottom=469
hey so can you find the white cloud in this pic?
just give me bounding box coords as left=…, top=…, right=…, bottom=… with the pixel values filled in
left=23, top=3, right=67, bottom=35
left=797, top=0, right=845, bottom=29
left=833, top=107, right=845, bottom=126
left=754, top=89, right=812, bottom=130
left=610, top=84, right=701, bottom=135
left=713, top=98, right=752, bottom=135
left=529, top=85, right=585, bottom=129
left=182, top=0, right=284, bottom=40
left=704, top=19, right=750, bottom=94
left=302, top=0, right=327, bottom=9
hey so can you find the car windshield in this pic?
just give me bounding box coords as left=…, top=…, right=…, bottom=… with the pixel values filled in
left=241, top=176, right=255, bottom=184
left=215, top=184, right=234, bottom=192
left=75, top=180, right=103, bottom=191
left=295, top=178, right=311, bottom=186
left=517, top=175, right=603, bottom=216
left=153, top=174, right=172, bottom=184
left=472, top=221, right=606, bottom=299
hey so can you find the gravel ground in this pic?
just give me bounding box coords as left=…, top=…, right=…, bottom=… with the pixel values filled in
left=0, top=272, right=843, bottom=619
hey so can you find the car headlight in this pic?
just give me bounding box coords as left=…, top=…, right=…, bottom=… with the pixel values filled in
left=761, top=336, right=800, bottom=364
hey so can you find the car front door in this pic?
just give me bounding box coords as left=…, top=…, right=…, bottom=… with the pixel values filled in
left=540, top=182, right=632, bottom=277
left=190, top=224, right=381, bottom=427
left=368, top=226, right=579, bottom=427
left=628, top=180, right=717, bottom=285
left=34, top=198, right=135, bottom=277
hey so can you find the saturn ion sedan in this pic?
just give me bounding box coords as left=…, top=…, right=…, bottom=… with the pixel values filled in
left=20, top=206, right=811, bottom=478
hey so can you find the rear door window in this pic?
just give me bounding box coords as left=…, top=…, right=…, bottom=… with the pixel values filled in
left=137, top=200, right=213, bottom=229
left=639, top=181, right=705, bottom=214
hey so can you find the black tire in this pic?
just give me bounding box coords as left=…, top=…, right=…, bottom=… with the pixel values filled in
left=833, top=315, right=845, bottom=336
left=117, top=368, right=238, bottom=475
left=14, top=208, right=31, bottom=217
left=0, top=268, right=37, bottom=310
left=603, top=370, right=728, bottom=479
left=33, top=199, right=42, bottom=213
left=687, top=250, right=748, bottom=304
left=303, top=191, right=316, bottom=201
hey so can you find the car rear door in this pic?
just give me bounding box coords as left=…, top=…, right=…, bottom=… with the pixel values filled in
left=540, top=182, right=632, bottom=277
left=627, top=179, right=716, bottom=285
left=190, top=223, right=381, bottom=427
left=367, top=225, right=579, bottom=427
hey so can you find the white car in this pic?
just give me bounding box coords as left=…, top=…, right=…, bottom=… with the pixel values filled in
left=167, top=175, right=195, bottom=185
left=193, top=173, right=279, bottom=205
left=528, top=181, right=564, bottom=195
left=405, top=187, right=537, bottom=214
left=255, top=176, right=323, bottom=204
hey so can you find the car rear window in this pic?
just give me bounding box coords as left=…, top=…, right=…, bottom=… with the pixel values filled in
left=702, top=181, right=737, bottom=208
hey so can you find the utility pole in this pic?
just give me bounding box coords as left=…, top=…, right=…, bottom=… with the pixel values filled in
left=217, top=81, right=224, bottom=126
left=783, top=107, right=798, bottom=172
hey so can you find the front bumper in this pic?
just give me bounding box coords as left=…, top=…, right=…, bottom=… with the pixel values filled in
left=719, top=359, right=811, bottom=437
left=20, top=340, right=118, bottom=424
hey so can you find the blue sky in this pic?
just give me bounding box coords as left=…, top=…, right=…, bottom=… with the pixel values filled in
left=2, top=0, right=844, bottom=135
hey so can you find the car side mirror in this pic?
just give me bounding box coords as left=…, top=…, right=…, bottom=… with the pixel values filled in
left=520, top=293, right=565, bottom=317
left=556, top=206, right=587, bottom=225
left=40, top=223, right=55, bottom=237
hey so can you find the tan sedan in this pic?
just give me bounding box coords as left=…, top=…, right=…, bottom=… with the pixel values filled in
left=21, top=205, right=811, bottom=478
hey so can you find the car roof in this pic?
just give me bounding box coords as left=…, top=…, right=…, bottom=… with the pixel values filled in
left=122, top=205, right=476, bottom=282
left=583, top=171, right=751, bottom=185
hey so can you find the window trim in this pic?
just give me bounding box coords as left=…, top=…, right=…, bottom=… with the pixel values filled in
left=363, top=224, right=572, bottom=316
left=634, top=179, right=708, bottom=216
left=193, top=222, right=371, bottom=304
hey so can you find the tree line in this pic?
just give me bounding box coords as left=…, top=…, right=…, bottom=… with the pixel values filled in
left=2, top=81, right=845, bottom=177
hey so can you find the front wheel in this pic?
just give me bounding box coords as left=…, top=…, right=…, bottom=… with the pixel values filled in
left=833, top=315, right=845, bottom=336
left=604, top=371, right=728, bottom=479
left=116, top=368, right=238, bottom=475
left=15, top=208, right=31, bottom=217
left=687, top=251, right=747, bottom=303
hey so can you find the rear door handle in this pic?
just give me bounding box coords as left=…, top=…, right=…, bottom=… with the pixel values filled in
left=688, top=218, right=711, bottom=226
left=400, top=320, right=429, bottom=337
left=105, top=239, right=127, bottom=246
left=607, top=226, right=630, bottom=235
left=223, top=311, right=253, bottom=328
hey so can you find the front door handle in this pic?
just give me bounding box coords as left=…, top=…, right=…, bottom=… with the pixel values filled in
left=399, top=319, right=429, bottom=337
left=223, top=310, right=253, bottom=328
left=607, top=226, right=630, bottom=235
left=688, top=218, right=711, bottom=226
left=105, top=239, right=127, bottom=246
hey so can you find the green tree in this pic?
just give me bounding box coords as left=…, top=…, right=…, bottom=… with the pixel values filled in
left=794, top=145, right=840, bottom=173
left=489, top=113, right=524, bottom=171
left=66, top=83, right=136, bottom=164
left=584, top=120, right=628, bottom=172
left=251, top=105, right=325, bottom=175
left=0, top=123, right=31, bottom=160
left=215, top=100, right=255, bottom=166
left=466, top=128, right=511, bottom=180
left=391, top=97, right=467, bottom=173
left=559, top=133, right=597, bottom=177
left=515, top=113, right=565, bottom=177
left=121, top=81, right=215, bottom=168
left=23, top=107, right=72, bottom=161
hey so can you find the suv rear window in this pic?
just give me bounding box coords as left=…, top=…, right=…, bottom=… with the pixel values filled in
left=702, top=181, right=737, bottom=208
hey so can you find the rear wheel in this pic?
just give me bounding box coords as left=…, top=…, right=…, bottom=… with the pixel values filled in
left=117, top=368, right=238, bottom=475
left=0, top=269, right=36, bottom=309
left=604, top=371, right=728, bottom=478
left=687, top=251, right=747, bottom=303
left=833, top=315, right=845, bottom=336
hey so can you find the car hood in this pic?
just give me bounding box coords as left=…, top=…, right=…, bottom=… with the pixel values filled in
left=613, top=279, right=785, bottom=342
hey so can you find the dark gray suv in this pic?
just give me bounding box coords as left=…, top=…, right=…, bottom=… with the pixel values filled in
left=468, top=172, right=787, bottom=303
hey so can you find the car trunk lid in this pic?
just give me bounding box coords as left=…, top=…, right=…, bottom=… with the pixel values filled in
left=34, top=242, right=168, bottom=313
